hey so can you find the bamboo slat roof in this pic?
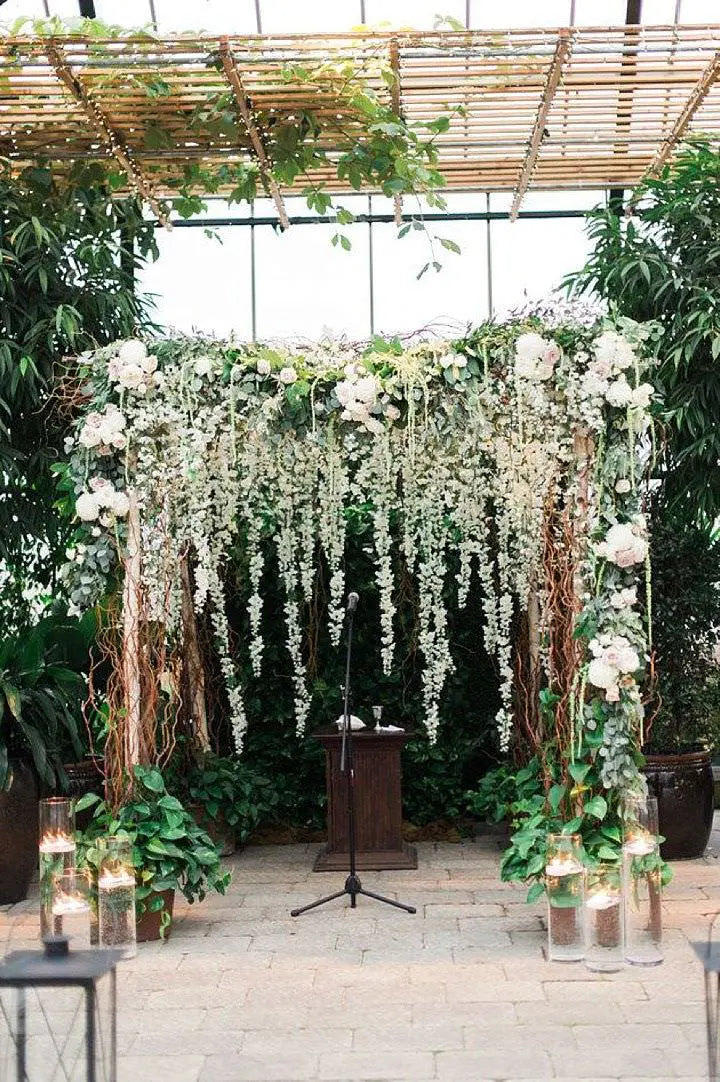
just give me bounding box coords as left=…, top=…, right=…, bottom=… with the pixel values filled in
left=2, top=23, right=720, bottom=219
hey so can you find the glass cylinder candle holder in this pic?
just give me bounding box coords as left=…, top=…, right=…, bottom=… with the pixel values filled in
left=39, top=798, right=76, bottom=938
left=97, top=836, right=137, bottom=959
left=545, top=833, right=585, bottom=962
left=584, top=862, right=624, bottom=972
left=51, top=869, right=92, bottom=950
left=622, top=795, right=663, bottom=966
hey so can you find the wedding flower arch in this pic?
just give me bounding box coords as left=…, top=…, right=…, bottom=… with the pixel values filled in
left=60, top=308, right=659, bottom=807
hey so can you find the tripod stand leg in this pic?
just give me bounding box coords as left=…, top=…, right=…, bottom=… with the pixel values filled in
left=357, top=888, right=416, bottom=914
left=290, top=889, right=347, bottom=918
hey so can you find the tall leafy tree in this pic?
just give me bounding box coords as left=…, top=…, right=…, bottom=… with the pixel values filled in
left=569, top=142, right=720, bottom=524
left=0, top=162, right=157, bottom=627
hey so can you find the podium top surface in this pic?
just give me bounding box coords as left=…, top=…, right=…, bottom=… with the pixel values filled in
left=313, top=724, right=413, bottom=743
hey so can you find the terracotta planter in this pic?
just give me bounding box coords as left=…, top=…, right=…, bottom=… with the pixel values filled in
left=0, top=761, right=39, bottom=904
left=643, top=748, right=714, bottom=860
left=136, top=888, right=175, bottom=942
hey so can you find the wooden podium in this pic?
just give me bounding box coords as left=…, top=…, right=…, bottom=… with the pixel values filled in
left=312, top=725, right=417, bottom=872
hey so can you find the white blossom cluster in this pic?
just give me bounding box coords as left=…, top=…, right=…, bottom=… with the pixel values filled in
left=61, top=316, right=656, bottom=793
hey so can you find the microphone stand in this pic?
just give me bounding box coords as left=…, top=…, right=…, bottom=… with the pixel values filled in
left=290, top=594, right=416, bottom=917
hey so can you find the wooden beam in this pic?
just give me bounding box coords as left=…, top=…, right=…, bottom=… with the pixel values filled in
left=45, top=43, right=171, bottom=228
left=389, top=36, right=403, bottom=226
left=643, top=49, right=720, bottom=179
left=218, top=40, right=290, bottom=231
left=510, top=29, right=573, bottom=222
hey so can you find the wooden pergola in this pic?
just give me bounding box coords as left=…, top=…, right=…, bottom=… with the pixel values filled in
left=2, top=23, right=720, bottom=226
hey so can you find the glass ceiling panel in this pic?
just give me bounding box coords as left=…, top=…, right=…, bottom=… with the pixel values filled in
left=0, top=0, right=47, bottom=19
left=572, top=0, right=629, bottom=24
left=47, top=0, right=154, bottom=22
left=677, top=0, right=720, bottom=21
left=363, top=0, right=465, bottom=29
left=152, top=0, right=256, bottom=33
left=467, top=0, right=570, bottom=28
left=259, top=0, right=361, bottom=33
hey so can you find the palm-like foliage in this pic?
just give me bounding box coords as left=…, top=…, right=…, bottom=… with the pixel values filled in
left=0, top=611, right=96, bottom=791
left=0, top=162, right=157, bottom=629
left=568, top=141, right=720, bottom=524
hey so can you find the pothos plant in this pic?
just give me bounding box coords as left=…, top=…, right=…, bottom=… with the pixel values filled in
left=58, top=302, right=660, bottom=846
left=76, top=765, right=230, bottom=931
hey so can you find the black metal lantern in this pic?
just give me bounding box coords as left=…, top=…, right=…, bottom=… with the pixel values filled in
left=0, top=936, right=120, bottom=1081
left=692, top=919, right=720, bottom=1081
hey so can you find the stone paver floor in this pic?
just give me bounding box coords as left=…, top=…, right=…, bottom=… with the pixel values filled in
left=2, top=817, right=720, bottom=1082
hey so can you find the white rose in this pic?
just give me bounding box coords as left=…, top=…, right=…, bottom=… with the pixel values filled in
left=118, top=339, right=147, bottom=365
left=603, top=522, right=648, bottom=567
left=610, top=587, right=637, bottom=610
left=615, top=478, right=631, bottom=494
left=590, top=356, right=613, bottom=380
left=515, top=332, right=546, bottom=361
left=616, top=646, right=640, bottom=673
left=141, top=354, right=158, bottom=375
left=582, top=370, right=608, bottom=398
left=194, top=356, right=213, bottom=378
left=386, top=404, right=400, bottom=421
left=606, top=376, right=634, bottom=408
left=78, top=425, right=102, bottom=449
left=364, top=416, right=384, bottom=435
left=605, top=684, right=621, bottom=703
left=515, top=354, right=537, bottom=380
left=534, top=358, right=555, bottom=381
left=278, top=366, right=297, bottom=385
left=118, top=364, right=145, bottom=391
left=111, top=434, right=127, bottom=450
left=75, top=492, right=100, bottom=521
left=109, top=490, right=130, bottom=517
left=335, top=381, right=354, bottom=407
left=588, top=657, right=618, bottom=690
left=354, top=375, right=378, bottom=404
left=631, top=383, right=653, bottom=409
left=256, top=358, right=271, bottom=376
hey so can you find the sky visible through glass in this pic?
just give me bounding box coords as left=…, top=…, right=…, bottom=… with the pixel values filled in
left=3, top=0, right=718, bottom=337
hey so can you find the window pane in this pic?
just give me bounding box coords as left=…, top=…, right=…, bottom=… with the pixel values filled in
left=572, top=0, right=631, bottom=24
left=139, top=226, right=253, bottom=339
left=372, top=219, right=488, bottom=336
left=48, top=0, right=154, bottom=22
left=254, top=221, right=371, bottom=340
left=0, top=0, right=46, bottom=19
left=259, top=0, right=361, bottom=33
left=364, top=0, right=465, bottom=29
left=468, top=0, right=570, bottom=28
left=152, top=0, right=256, bottom=33
left=676, top=0, right=719, bottom=21
left=490, top=216, right=592, bottom=317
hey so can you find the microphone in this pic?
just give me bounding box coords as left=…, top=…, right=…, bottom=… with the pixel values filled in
left=347, top=592, right=359, bottom=613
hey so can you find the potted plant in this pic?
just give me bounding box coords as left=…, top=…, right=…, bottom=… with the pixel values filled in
left=643, top=512, right=720, bottom=859
left=169, top=751, right=278, bottom=856
left=76, top=764, right=230, bottom=940
left=0, top=616, right=85, bottom=903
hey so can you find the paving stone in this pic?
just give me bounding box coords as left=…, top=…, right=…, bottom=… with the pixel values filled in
left=318, top=1050, right=435, bottom=1079
left=436, top=1049, right=554, bottom=1078
left=200, top=1052, right=319, bottom=1080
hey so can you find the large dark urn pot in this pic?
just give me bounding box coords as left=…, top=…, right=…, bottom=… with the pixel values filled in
left=0, top=761, right=39, bottom=904
left=643, top=748, right=714, bottom=860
